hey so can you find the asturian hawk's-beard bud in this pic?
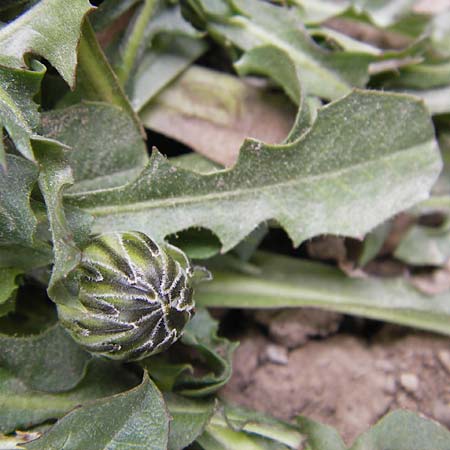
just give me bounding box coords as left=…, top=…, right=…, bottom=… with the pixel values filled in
left=58, top=231, right=198, bottom=361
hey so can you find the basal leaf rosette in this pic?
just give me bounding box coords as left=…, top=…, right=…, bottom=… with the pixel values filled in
left=57, top=231, right=198, bottom=361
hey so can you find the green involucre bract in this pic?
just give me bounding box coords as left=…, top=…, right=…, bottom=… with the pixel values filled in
left=58, top=231, right=196, bottom=361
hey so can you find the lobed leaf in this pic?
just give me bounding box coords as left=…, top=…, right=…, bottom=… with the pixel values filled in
left=68, top=90, right=441, bottom=252
left=0, top=63, right=44, bottom=163
left=0, top=0, right=93, bottom=87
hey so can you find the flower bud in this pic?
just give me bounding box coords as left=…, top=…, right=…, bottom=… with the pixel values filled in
left=58, top=231, right=197, bottom=361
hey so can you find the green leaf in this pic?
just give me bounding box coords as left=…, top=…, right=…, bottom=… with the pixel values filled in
left=297, top=416, right=346, bottom=450
left=350, top=410, right=450, bottom=450
left=196, top=403, right=304, bottom=450
left=175, top=308, right=237, bottom=396
left=24, top=372, right=170, bottom=450
left=0, top=267, right=21, bottom=317
left=0, top=62, right=45, bottom=162
left=32, top=138, right=82, bottom=302
left=0, top=244, right=52, bottom=271
left=0, top=155, right=38, bottom=246
left=297, top=410, right=450, bottom=450
left=0, top=360, right=139, bottom=434
left=131, top=36, right=207, bottom=111
left=166, top=393, right=215, bottom=450
left=112, top=0, right=206, bottom=110
left=237, top=44, right=304, bottom=103
left=0, top=0, right=93, bottom=86
left=167, top=227, right=222, bottom=260
left=394, top=221, right=450, bottom=266
left=383, top=61, right=450, bottom=90
left=352, top=0, right=417, bottom=28
left=0, top=324, right=91, bottom=393
left=196, top=251, right=450, bottom=335
left=190, top=0, right=374, bottom=100
left=292, top=0, right=350, bottom=25
left=68, top=19, right=143, bottom=135
left=40, top=102, right=149, bottom=193
left=114, top=0, right=159, bottom=86
left=144, top=355, right=192, bottom=391
left=357, top=221, right=391, bottom=267
left=69, top=91, right=441, bottom=252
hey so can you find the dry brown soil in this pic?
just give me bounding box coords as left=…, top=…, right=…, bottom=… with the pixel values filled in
left=219, top=309, right=450, bottom=445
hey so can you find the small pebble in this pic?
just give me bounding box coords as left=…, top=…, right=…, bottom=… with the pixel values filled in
left=437, top=350, right=450, bottom=374
left=264, top=344, right=289, bottom=365
left=383, top=376, right=397, bottom=395
left=433, top=399, right=450, bottom=426
left=400, top=373, right=419, bottom=393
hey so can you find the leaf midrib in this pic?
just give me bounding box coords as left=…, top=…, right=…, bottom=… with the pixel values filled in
left=73, top=139, right=436, bottom=216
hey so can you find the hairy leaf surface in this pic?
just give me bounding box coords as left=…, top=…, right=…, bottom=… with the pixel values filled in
left=0, top=0, right=92, bottom=86
left=166, top=394, right=215, bottom=450
left=0, top=324, right=91, bottom=392
left=0, top=155, right=38, bottom=246
left=0, top=361, right=139, bottom=434
left=69, top=91, right=441, bottom=251
left=25, top=373, right=170, bottom=450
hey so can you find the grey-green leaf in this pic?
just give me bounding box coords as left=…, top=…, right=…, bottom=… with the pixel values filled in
left=394, top=222, right=450, bottom=266
left=196, top=251, right=450, bottom=335
left=40, top=102, right=149, bottom=193
left=69, top=91, right=441, bottom=252
left=0, top=155, right=38, bottom=246
left=0, top=360, right=139, bottom=434
left=194, top=0, right=374, bottom=100
left=297, top=416, right=346, bottom=450
left=130, top=36, right=207, bottom=111
left=32, top=138, right=82, bottom=302
left=0, top=63, right=44, bottom=162
left=0, top=324, right=91, bottom=392
left=350, top=410, right=450, bottom=450
left=166, top=393, right=215, bottom=450
left=176, top=308, right=237, bottom=396
left=196, top=403, right=304, bottom=450
left=0, top=0, right=93, bottom=86
left=24, top=372, right=170, bottom=450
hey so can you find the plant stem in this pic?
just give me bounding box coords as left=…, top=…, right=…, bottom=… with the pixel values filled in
left=116, top=0, right=157, bottom=86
